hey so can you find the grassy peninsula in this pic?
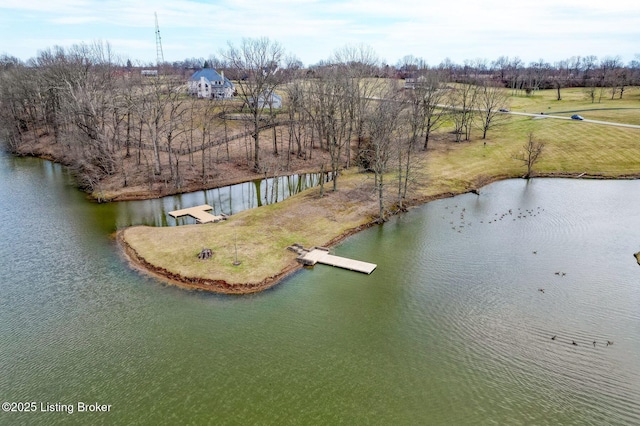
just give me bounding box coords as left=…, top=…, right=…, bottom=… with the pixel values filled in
left=119, top=88, right=640, bottom=293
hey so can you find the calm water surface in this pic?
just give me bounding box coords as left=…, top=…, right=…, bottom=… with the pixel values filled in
left=104, top=171, right=328, bottom=229
left=1, top=153, right=639, bottom=425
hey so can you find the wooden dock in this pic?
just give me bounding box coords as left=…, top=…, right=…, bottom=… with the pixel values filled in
left=293, top=246, right=377, bottom=274
left=168, top=205, right=226, bottom=224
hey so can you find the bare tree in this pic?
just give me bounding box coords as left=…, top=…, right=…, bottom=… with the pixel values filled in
left=630, top=55, right=640, bottom=86
left=137, top=77, right=168, bottom=176
left=578, top=55, right=598, bottom=103
left=51, top=42, right=122, bottom=189
left=507, top=57, right=524, bottom=95
left=597, top=56, right=622, bottom=103
left=405, top=70, right=448, bottom=150
left=162, top=83, right=187, bottom=188
left=396, top=103, right=419, bottom=209
left=477, top=81, right=509, bottom=140
left=221, top=37, right=285, bottom=171
left=331, top=44, right=383, bottom=167
left=553, top=59, right=569, bottom=101
left=0, top=61, right=36, bottom=150
left=364, top=82, right=405, bottom=221
left=612, top=67, right=629, bottom=99
left=525, top=59, right=551, bottom=94
left=283, top=78, right=307, bottom=163
left=491, top=56, right=510, bottom=83
left=199, top=100, right=218, bottom=183
left=602, top=56, right=625, bottom=99
left=514, top=132, right=544, bottom=178
left=451, top=83, right=477, bottom=142
left=306, top=65, right=352, bottom=191
left=120, top=71, right=143, bottom=160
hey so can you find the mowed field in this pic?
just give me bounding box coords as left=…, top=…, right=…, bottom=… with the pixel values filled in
left=509, top=86, right=640, bottom=124
left=121, top=87, right=640, bottom=291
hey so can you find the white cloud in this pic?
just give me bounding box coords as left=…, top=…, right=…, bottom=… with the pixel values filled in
left=0, top=0, right=638, bottom=65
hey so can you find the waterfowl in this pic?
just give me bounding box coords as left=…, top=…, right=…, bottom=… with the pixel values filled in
left=572, top=341, right=578, bottom=346
left=551, top=335, right=556, bottom=340
left=607, top=341, right=614, bottom=346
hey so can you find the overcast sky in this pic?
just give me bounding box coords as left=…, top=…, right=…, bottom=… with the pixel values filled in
left=0, top=0, right=638, bottom=67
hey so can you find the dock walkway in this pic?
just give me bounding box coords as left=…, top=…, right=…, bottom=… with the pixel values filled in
left=168, top=205, right=226, bottom=224
left=289, top=245, right=377, bottom=274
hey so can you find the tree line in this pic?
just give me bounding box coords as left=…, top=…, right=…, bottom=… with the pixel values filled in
left=0, top=39, right=638, bottom=218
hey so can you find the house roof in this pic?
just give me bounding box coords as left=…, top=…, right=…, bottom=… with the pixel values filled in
left=260, top=92, right=282, bottom=101
left=249, top=92, right=282, bottom=104
left=190, top=69, right=234, bottom=88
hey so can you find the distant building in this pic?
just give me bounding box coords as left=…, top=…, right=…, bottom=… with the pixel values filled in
left=404, top=74, right=428, bottom=90
left=188, top=69, right=235, bottom=99
left=249, top=92, right=282, bottom=109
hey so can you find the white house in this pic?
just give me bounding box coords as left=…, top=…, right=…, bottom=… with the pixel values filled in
left=188, top=69, right=235, bottom=99
left=404, top=75, right=428, bottom=90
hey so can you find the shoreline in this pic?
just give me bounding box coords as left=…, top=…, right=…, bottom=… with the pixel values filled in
left=116, top=230, right=303, bottom=294
left=116, top=218, right=380, bottom=295
left=6, top=135, right=640, bottom=295
left=97, top=166, right=327, bottom=202
left=116, top=171, right=639, bottom=295
left=6, top=136, right=331, bottom=203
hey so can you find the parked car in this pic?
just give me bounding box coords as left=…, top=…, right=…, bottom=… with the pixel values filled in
left=499, top=108, right=509, bottom=112
left=571, top=114, right=584, bottom=120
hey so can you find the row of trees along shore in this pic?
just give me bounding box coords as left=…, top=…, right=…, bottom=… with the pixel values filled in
left=1, top=39, right=639, bottom=217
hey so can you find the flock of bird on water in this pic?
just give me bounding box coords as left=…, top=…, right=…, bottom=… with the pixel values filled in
left=444, top=204, right=543, bottom=233
left=442, top=202, right=615, bottom=350
left=550, top=334, right=614, bottom=348
left=540, top=270, right=614, bottom=349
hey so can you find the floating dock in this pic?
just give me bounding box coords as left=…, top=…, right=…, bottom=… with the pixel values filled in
left=168, top=205, right=227, bottom=224
left=289, top=245, right=377, bottom=274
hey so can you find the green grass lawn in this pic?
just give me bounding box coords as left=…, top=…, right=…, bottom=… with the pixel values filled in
left=508, top=87, right=640, bottom=124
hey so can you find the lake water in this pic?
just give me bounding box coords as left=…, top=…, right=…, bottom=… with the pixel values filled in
left=103, top=171, right=328, bottom=229
left=1, top=153, right=639, bottom=425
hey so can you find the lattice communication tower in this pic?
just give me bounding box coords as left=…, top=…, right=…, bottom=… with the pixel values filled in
left=155, top=12, right=164, bottom=68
